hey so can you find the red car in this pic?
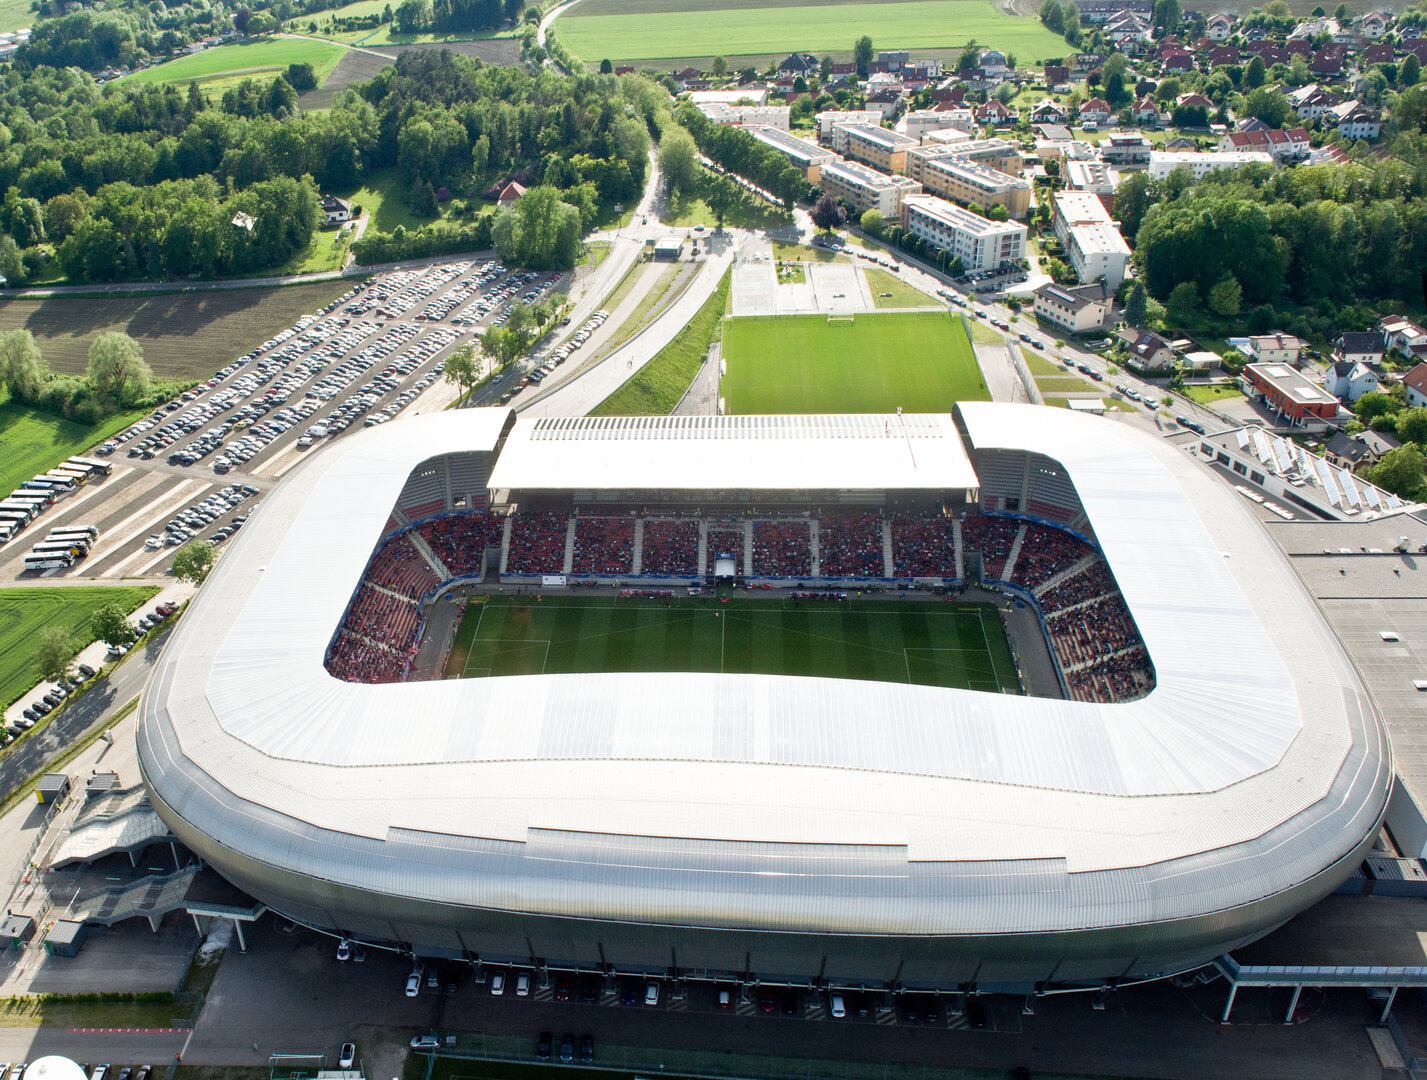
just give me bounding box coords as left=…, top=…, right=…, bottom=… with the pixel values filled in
left=758, top=988, right=775, bottom=1014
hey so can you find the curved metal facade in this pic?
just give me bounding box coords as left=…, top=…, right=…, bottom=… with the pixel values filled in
left=136, top=406, right=1393, bottom=989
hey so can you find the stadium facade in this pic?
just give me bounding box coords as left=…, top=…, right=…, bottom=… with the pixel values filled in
left=137, top=404, right=1391, bottom=993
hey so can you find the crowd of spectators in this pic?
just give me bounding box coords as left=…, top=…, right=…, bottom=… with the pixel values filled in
left=889, top=513, right=957, bottom=578
left=1064, top=646, right=1151, bottom=703
left=416, top=511, right=505, bottom=579
left=327, top=629, right=410, bottom=683
left=327, top=582, right=421, bottom=683
left=818, top=512, right=884, bottom=578
left=572, top=517, right=635, bottom=575
left=1009, top=523, right=1093, bottom=593
left=363, top=533, right=441, bottom=599
left=506, top=511, right=569, bottom=574
left=1036, top=558, right=1152, bottom=703
left=1038, top=561, right=1119, bottom=614
left=960, top=514, right=1019, bottom=580
left=641, top=519, right=700, bottom=575
left=752, top=520, right=811, bottom=577
left=706, top=526, right=744, bottom=563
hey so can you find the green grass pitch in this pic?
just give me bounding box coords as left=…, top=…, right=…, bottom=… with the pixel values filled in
left=446, top=595, right=1021, bottom=694
left=720, top=310, right=987, bottom=415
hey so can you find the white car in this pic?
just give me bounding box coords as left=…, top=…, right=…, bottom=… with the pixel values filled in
left=338, top=1044, right=355, bottom=1070
left=515, top=971, right=531, bottom=996
left=830, top=993, right=846, bottom=1018
left=144, top=535, right=162, bottom=550
left=405, top=969, right=422, bottom=997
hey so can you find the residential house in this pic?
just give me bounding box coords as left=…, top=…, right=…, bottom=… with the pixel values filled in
left=1324, top=430, right=1399, bottom=472
left=1106, top=11, right=1154, bottom=44
left=1044, top=64, right=1069, bottom=86
left=1163, top=135, right=1199, bottom=149
left=1358, top=10, right=1391, bottom=38
left=496, top=181, right=526, bottom=206
left=1286, top=83, right=1335, bottom=121
left=1133, top=96, right=1163, bottom=124
left=1219, top=126, right=1310, bottom=160
left=1076, top=0, right=1152, bottom=22
left=1307, top=143, right=1350, bottom=165
left=614, top=65, right=634, bottom=76
left=1311, top=46, right=1346, bottom=76
left=1245, top=42, right=1288, bottom=66
left=1403, top=38, right=1427, bottom=61
left=1033, top=281, right=1114, bottom=333
left=1361, top=41, right=1395, bottom=65
left=1404, top=362, right=1427, bottom=408
left=1073, top=52, right=1106, bottom=70
left=980, top=49, right=1008, bottom=77
left=1176, top=92, right=1214, bottom=111
left=1079, top=98, right=1114, bottom=125
left=877, top=50, right=910, bottom=69
left=1380, top=316, right=1427, bottom=353
left=1101, top=130, right=1154, bottom=165
left=1289, top=16, right=1339, bottom=40
left=1163, top=49, right=1196, bottom=71
left=1331, top=101, right=1382, bottom=139
left=674, top=66, right=703, bottom=83
left=1206, top=45, right=1240, bottom=68
left=866, top=88, right=904, bottom=120
left=1206, top=12, right=1235, bottom=40
left=319, top=195, right=353, bottom=224
left=1247, top=333, right=1303, bottom=366
left=1325, top=360, right=1380, bottom=401
left=777, top=53, right=819, bottom=75
left=1241, top=362, right=1342, bottom=425
left=828, top=62, right=857, bottom=81
left=1235, top=117, right=1271, bottom=134
left=1334, top=331, right=1387, bottom=365
left=1119, top=328, right=1177, bottom=371
left=1030, top=98, right=1069, bottom=124
left=975, top=99, right=1017, bottom=126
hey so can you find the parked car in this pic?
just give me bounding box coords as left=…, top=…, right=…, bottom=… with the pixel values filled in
left=405, top=969, right=422, bottom=997
left=535, top=1032, right=552, bottom=1062
left=338, top=1044, right=355, bottom=1070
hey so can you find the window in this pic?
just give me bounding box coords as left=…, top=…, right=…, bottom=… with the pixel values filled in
left=1216, top=452, right=1230, bottom=466
left=1233, top=461, right=1248, bottom=476
left=1250, top=471, right=1265, bottom=484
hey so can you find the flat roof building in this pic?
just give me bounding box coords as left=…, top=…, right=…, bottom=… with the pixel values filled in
left=820, top=159, right=922, bottom=217
left=815, top=109, right=884, bottom=139
left=921, top=155, right=1032, bottom=218
left=695, top=102, right=791, bottom=131
left=1064, top=159, right=1119, bottom=196
left=747, top=126, right=837, bottom=181
left=830, top=122, right=919, bottom=174
left=898, top=108, right=974, bottom=139
left=689, top=88, right=769, bottom=107
left=899, top=193, right=1027, bottom=271
left=1051, top=190, right=1131, bottom=289
left=1149, top=150, right=1275, bottom=180
left=1241, top=362, right=1341, bottom=427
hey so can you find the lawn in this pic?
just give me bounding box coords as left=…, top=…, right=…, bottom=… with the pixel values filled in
left=864, top=267, right=934, bottom=309
left=590, top=263, right=684, bottom=359
left=0, top=388, right=147, bottom=499
left=587, top=242, right=612, bottom=270
left=1183, top=384, right=1245, bottom=405
left=558, top=0, right=1066, bottom=65
left=721, top=310, right=985, bottom=414
left=1023, top=353, right=1066, bottom=377
left=0, top=586, right=159, bottom=706
left=662, top=189, right=791, bottom=231
left=0, top=0, right=30, bottom=33
left=592, top=267, right=731, bottom=415
left=1036, top=375, right=1100, bottom=393
left=124, top=36, right=347, bottom=87
left=966, top=319, right=1003, bottom=345
left=771, top=241, right=847, bottom=263
left=447, top=595, right=1020, bottom=693
left=271, top=225, right=352, bottom=276
left=0, top=280, right=353, bottom=379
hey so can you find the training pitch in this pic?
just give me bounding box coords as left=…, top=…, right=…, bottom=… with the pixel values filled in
left=720, top=310, right=987, bottom=414
left=446, top=595, right=1021, bottom=693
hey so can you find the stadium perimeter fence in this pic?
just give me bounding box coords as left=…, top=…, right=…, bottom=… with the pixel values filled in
left=423, top=1036, right=1033, bottom=1080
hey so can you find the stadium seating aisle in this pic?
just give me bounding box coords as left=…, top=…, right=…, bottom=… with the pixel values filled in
left=363, top=533, right=441, bottom=599
left=416, top=512, right=505, bottom=579
left=640, top=519, right=700, bottom=575
left=959, top=514, right=1019, bottom=580
left=506, top=511, right=569, bottom=574
left=572, top=517, right=635, bottom=575
left=818, top=511, right=884, bottom=578
left=753, top=520, right=811, bottom=577
left=1009, top=523, right=1094, bottom=593
left=890, top=513, right=957, bottom=577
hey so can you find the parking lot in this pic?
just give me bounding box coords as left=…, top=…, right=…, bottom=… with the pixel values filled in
left=0, top=260, right=567, bottom=585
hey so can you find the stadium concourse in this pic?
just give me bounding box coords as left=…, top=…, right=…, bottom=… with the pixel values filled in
left=137, top=404, right=1390, bottom=999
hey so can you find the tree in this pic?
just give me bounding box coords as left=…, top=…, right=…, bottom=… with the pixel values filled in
left=36, top=625, right=75, bottom=684
left=1040, top=0, right=1065, bottom=32
left=810, top=192, right=845, bottom=233
left=0, top=329, right=48, bottom=401
left=704, top=175, right=739, bottom=228
left=1245, top=55, right=1267, bottom=89
left=1125, top=280, right=1148, bottom=326
left=285, top=62, right=317, bottom=91
left=657, top=126, right=700, bottom=194
left=1334, top=2, right=1348, bottom=19
left=957, top=42, right=981, bottom=75
left=86, top=332, right=152, bottom=406
left=1356, top=391, right=1403, bottom=422
left=1397, top=406, right=1427, bottom=445
left=1063, top=2, right=1080, bottom=41
left=853, top=35, right=874, bottom=77
left=411, top=180, right=439, bottom=218
left=1369, top=444, right=1426, bottom=498
left=491, top=186, right=583, bottom=269
left=1403, top=53, right=1422, bottom=87
left=1167, top=280, right=1199, bottom=324
left=712, top=55, right=727, bottom=77
left=444, top=342, right=481, bottom=398
left=599, top=58, right=613, bottom=74
left=1114, top=170, right=1150, bottom=238
left=1152, top=0, right=1179, bottom=31
left=987, top=204, right=1009, bottom=221
left=860, top=208, right=884, bottom=234
left=1208, top=275, right=1242, bottom=316
left=92, top=602, right=138, bottom=648
left=172, top=539, right=217, bottom=585
left=234, top=5, right=252, bottom=33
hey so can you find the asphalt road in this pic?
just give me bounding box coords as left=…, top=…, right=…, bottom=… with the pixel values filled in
left=0, top=629, right=168, bottom=804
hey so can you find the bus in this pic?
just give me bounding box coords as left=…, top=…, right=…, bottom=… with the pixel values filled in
left=0, top=523, right=15, bottom=544
left=66, top=456, right=113, bottom=478
left=31, top=540, right=85, bottom=558
left=49, top=467, right=90, bottom=487
left=23, top=552, right=74, bottom=570
left=0, top=502, right=38, bottom=521
left=22, top=476, right=72, bottom=493
left=2, top=494, right=50, bottom=509
left=0, top=515, right=32, bottom=533
left=48, top=525, right=99, bottom=543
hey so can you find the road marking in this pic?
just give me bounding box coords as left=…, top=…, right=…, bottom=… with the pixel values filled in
left=99, top=480, right=211, bottom=577
left=67, top=1028, right=186, bottom=1033
left=76, top=473, right=190, bottom=565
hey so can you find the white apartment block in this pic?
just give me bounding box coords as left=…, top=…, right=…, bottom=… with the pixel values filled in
left=1148, top=150, right=1274, bottom=180
left=816, top=110, right=885, bottom=139
left=897, top=109, right=975, bottom=140
left=820, top=159, right=922, bottom=217
left=695, top=102, right=792, bottom=130
left=1052, top=190, right=1131, bottom=289
left=746, top=126, right=837, bottom=181
left=899, top=193, right=1026, bottom=271
left=830, top=122, right=919, bottom=172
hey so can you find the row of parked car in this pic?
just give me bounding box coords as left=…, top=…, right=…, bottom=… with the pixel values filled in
left=428, top=261, right=515, bottom=323
left=351, top=263, right=473, bottom=321
left=147, top=486, right=257, bottom=549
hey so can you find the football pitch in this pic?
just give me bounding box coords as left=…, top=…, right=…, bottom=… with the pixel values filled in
left=720, top=311, right=987, bottom=414
left=446, top=595, right=1021, bottom=693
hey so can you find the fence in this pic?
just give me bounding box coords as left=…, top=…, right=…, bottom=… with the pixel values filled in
left=1009, top=344, right=1043, bottom=406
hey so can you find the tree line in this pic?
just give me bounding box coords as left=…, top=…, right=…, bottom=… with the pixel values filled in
left=0, top=328, right=184, bottom=423
left=673, top=103, right=811, bottom=210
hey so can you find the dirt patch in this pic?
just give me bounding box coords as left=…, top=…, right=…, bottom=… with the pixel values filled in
left=0, top=281, right=353, bottom=379
left=299, top=49, right=394, bottom=109
left=379, top=38, right=521, bottom=64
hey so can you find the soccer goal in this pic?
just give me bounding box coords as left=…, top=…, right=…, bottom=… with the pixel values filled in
left=827, top=314, right=855, bottom=325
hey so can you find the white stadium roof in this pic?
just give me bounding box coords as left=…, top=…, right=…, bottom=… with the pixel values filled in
left=137, top=405, right=1389, bottom=979
left=487, top=413, right=978, bottom=496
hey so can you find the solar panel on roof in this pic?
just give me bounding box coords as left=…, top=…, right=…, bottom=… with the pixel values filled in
left=1315, top=458, right=1342, bottom=506
left=1361, top=485, right=1381, bottom=509
left=1387, top=492, right=1403, bottom=508
left=1338, top=468, right=1362, bottom=508
left=1271, top=435, right=1293, bottom=475
left=1236, top=429, right=1250, bottom=449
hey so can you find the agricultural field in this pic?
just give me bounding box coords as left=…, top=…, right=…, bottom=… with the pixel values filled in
left=124, top=37, right=348, bottom=89
left=0, top=281, right=352, bottom=380
left=721, top=310, right=987, bottom=414
left=0, top=585, right=160, bottom=707
left=447, top=595, right=1021, bottom=694
left=0, top=0, right=29, bottom=34
left=557, top=0, right=1066, bottom=66
left=0, top=388, right=147, bottom=500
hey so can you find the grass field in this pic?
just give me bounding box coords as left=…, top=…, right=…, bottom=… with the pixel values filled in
left=0, top=0, right=30, bottom=34
left=864, top=267, right=934, bottom=309
left=559, top=0, right=1066, bottom=65
left=0, top=281, right=352, bottom=379
left=0, top=388, right=148, bottom=500
left=334, top=166, right=494, bottom=237
left=446, top=595, right=1020, bottom=693
left=721, top=310, right=986, bottom=414
left=1183, top=384, right=1244, bottom=405
left=662, top=189, right=792, bottom=231
left=592, top=267, right=731, bottom=415
left=124, top=37, right=347, bottom=88
left=0, top=586, right=159, bottom=706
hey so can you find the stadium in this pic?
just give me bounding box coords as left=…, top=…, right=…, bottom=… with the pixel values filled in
left=136, top=403, right=1391, bottom=995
